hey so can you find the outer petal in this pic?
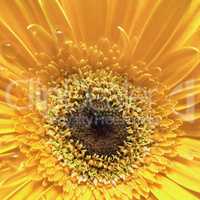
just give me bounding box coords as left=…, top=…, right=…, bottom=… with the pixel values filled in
left=132, top=0, right=192, bottom=64
left=166, top=159, right=200, bottom=193
left=151, top=176, right=199, bottom=200
left=158, top=47, right=199, bottom=89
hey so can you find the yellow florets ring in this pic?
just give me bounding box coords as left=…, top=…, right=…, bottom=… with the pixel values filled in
left=45, top=69, right=156, bottom=185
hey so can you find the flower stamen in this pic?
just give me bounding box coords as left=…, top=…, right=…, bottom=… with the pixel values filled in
left=45, top=69, right=155, bottom=185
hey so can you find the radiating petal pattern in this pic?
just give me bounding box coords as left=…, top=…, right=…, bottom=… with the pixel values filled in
left=0, top=1, right=200, bottom=200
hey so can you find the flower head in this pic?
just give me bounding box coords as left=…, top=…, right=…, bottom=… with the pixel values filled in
left=0, top=0, right=200, bottom=199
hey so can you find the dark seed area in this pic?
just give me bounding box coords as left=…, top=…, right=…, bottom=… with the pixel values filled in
left=67, top=105, right=128, bottom=156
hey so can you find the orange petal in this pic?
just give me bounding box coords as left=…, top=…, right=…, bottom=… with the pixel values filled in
left=159, top=47, right=199, bottom=89
left=133, top=0, right=192, bottom=64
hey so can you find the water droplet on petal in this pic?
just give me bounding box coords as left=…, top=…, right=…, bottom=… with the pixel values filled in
left=56, top=29, right=63, bottom=36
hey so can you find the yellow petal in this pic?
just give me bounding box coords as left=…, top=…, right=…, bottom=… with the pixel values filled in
left=181, top=120, right=200, bottom=138
left=151, top=176, right=199, bottom=200
left=133, top=0, right=192, bottom=64
left=167, top=160, right=200, bottom=193
left=38, top=0, right=75, bottom=41
left=159, top=47, right=199, bottom=89
left=41, top=186, right=63, bottom=200
left=170, top=79, right=200, bottom=111
left=176, top=137, right=200, bottom=159
left=27, top=24, right=57, bottom=56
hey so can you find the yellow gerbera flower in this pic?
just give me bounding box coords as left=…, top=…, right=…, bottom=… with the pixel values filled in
left=0, top=0, right=200, bottom=199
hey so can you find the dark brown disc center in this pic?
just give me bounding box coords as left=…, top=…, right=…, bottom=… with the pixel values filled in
left=67, top=105, right=128, bottom=156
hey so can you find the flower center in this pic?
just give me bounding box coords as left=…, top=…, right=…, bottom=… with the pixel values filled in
left=45, top=69, right=155, bottom=185
left=68, top=103, right=128, bottom=156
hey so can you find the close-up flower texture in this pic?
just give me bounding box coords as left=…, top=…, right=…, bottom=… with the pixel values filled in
left=0, top=0, right=200, bottom=200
